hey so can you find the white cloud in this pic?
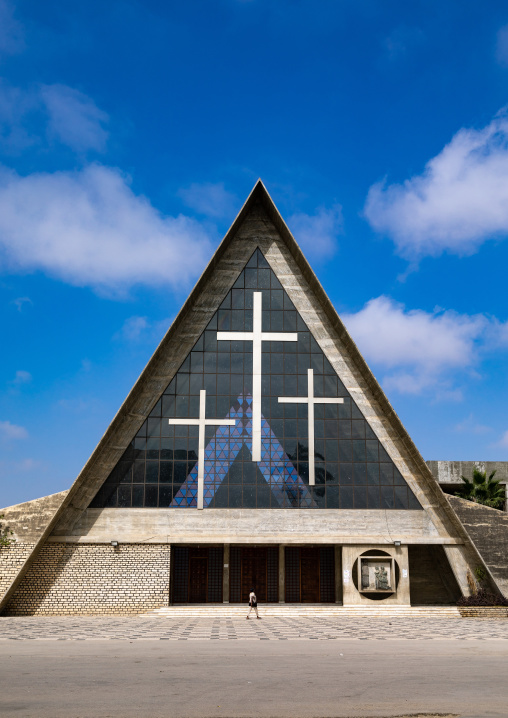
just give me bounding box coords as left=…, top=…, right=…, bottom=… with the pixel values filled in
left=496, top=25, right=508, bottom=67
left=117, top=315, right=149, bottom=341
left=0, top=80, right=37, bottom=151
left=0, top=164, right=214, bottom=295
left=0, top=0, right=23, bottom=56
left=115, top=314, right=172, bottom=343
left=0, top=81, right=108, bottom=153
left=288, top=205, right=343, bottom=261
left=178, top=182, right=238, bottom=220
left=364, top=110, right=508, bottom=258
left=57, top=398, right=99, bottom=414
left=498, top=430, right=508, bottom=448
left=342, top=296, right=489, bottom=395
left=11, top=370, right=31, bottom=385
left=15, top=458, right=38, bottom=471
left=454, top=414, right=492, bottom=435
left=0, top=420, right=28, bottom=440
left=383, top=25, right=424, bottom=62
left=41, top=84, right=109, bottom=153
left=11, top=296, right=32, bottom=312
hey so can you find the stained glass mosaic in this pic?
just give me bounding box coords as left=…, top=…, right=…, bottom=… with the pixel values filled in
left=91, top=248, right=422, bottom=510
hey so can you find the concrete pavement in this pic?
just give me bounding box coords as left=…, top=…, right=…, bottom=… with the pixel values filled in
left=1, top=614, right=508, bottom=640
left=1, top=617, right=507, bottom=718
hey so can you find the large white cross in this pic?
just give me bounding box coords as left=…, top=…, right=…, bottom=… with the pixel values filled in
left=278, top=368, right=344, bottom=486
left=168, top=389, right=236, bottom=510
left=217, top=291, right=298, bottom=462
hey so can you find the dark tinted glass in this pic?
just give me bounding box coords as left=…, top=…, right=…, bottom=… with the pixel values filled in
left=91, top=249, right=421, bottom=510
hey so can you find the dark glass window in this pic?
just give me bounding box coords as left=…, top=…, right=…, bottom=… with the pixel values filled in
left=91, top=248, right=421, bottom=510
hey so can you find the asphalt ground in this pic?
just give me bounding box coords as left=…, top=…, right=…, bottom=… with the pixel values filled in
left=0, top=617, right=506, bottom=718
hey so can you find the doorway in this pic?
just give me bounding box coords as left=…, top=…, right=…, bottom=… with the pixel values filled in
left=285, top=546, right=335, bottom=602
left=171, top=546, right=223, bottom=603
left=229, top=546, right=279, bottom=602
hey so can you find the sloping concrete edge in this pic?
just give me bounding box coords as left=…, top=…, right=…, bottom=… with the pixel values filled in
left=0, top=491, right=68, bottom=613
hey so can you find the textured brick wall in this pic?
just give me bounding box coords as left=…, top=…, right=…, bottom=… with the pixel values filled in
left=5, top=543, right=170, bottom=615
left=0, top=544, right=36, bottom=603
left=458, top=607, right=508, bottom=618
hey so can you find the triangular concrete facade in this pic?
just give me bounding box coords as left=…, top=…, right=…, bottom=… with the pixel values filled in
left=0, top=180, right=499, bottom=612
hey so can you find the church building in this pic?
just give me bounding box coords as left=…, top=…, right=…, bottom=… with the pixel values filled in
left=1, top=181, right=503, bottom=615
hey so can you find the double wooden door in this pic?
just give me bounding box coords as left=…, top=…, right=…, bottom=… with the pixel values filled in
left=229, top=546, right=279, bottom=603
left=172, top=546, right=223, bottom=603
left=240, top=548, right=267, bottom=603
left=300, top=548, right=320, bottom=602
left=285, top=546, right=335, bottom=603
left=189, top=556, right=208, bottom=603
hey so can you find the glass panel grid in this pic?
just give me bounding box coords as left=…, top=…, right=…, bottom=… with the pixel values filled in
left=91, top=248, right=421, bottom=511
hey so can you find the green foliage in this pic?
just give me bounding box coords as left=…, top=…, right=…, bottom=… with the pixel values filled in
left=456, top=469, right=506, bottom=510
left=474, top=566, right=487, bottom=584
left=0, top=514, right=15, bottom=547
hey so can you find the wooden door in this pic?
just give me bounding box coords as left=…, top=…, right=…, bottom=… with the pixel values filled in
left=285, top=547, right=300, bottom=603
left=240, top=548, right=267, bottom=603
left=300, top=548, right=320, bottom=602
left=189, top=557, right=207, bottom=603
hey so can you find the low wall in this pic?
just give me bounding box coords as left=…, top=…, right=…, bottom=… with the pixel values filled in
left=458, top=607, right=508, bottom=619
left=5, top=543, right=170, bottom=616
left=426, top=461, right=508, bottom=485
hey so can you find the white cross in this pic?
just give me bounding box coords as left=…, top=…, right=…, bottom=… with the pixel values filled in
left=278, top=368, right=344, bottom=486
left=168, top=389, right=236, bottom=510
left=217, top=291, right=298, bottom=462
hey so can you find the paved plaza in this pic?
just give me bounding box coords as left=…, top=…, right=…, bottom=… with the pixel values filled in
left=1, top=625, right=507, bottom=718
left=1, top=614, right=508, bottom=641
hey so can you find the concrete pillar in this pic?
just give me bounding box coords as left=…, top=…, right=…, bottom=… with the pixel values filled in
left=223, top=544, right=230, bottom=603
left=334, top=545, right=342, bottom=604
left=443, top=544, right=473, bottom=597
left=341, top=545, right=354, bottom=606
left=279, top=544, right=285, bottom=603
left=342, top=544, right=410, bottom=606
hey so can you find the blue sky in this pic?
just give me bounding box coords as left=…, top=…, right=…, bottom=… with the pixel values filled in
left=2, top=0, right=508, bottom=507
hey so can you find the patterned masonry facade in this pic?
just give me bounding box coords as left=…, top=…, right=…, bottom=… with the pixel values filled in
left=0, top=544, right=36, bottom=601
left=5, top=543, right=170, bottom=615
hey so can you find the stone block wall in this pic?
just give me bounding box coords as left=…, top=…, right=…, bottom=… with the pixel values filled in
left=447, top=496, right=508, bottom=599
left=5, top=543, right=170, bottom=615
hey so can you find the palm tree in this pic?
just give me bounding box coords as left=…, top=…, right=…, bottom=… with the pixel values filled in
left=456, top=469, right=506, bottom=510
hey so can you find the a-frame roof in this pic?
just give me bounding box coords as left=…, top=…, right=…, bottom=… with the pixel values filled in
left=0, top=180, right=498, bottom=611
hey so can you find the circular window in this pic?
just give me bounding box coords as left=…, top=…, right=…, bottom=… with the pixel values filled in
left=352, top=550, right=400, bottom=600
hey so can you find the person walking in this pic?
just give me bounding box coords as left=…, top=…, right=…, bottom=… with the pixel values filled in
left=246, top=588, right=260, bottom=619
